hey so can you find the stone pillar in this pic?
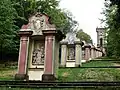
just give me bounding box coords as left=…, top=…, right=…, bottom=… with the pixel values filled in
left=15, top=31, right=33, bottom=80
left=42, top=30, right=63, bottom=81
left=82, top=47, right=85, bottom=60
left=98, top=51, right=100, bottom=57
left=96, top=47, right=101, bottom=58
left=60, top=41, right=68, bottom=67
left=75, top=41, right=82, bottom=67
left=96, top=50, right=98, bottom=58
left=102, top=47, right=106, bottom=56
left=84, top=45, right=91, bottom=61
left=99, top=51, right=101, bottom=57
left=96, top=50, right=99, bottom=58
left=100, top=52, right=102, bottom=57
left=91, top=46, right=95, bottom=59
left=95, top=49, right=97, bottom=58
left=43, top=35, right=55, bottom=81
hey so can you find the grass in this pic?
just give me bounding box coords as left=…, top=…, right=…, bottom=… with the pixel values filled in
left=81, top=60, right=120, bottom=67
left=0, top=69, right=16, bottom=80
left=58, top=68, right=120, bottom=82
left=0, top=59, right=120, bottom=89
left=58, top=60, right=120, bottom=82
left=95, top=56, right=117, bottom=60
left=1, top=59, right=120, bottom=81
left=0, top=61, right=17, bottom=80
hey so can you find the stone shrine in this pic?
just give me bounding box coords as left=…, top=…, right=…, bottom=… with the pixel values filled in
left=15, top=13, right=64, bottom=81
left=60, top=32, right=82, bottom=67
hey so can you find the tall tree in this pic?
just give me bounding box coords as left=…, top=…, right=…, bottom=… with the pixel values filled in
left=62, top=10, right=78, bottom=34
left=0, top=0, right=19, bottom=60
left=76, top=29, right=93, bottom=44
left=103, top=0, right=120, bottom=57
left=12, top=0, right=69, bottom=33
left=0, top=0, right=78, bottom=61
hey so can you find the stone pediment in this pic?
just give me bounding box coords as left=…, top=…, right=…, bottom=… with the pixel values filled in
left=60, top=32, right=80, bottom=44
left=21, top=13, right=56, bottom=35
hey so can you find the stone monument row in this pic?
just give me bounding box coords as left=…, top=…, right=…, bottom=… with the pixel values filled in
left=83, top=45, right=103, bottom=61
left=15, top=13, right=64, bottom=81
left=60, top=32, right=103, bottom=67
left=60, top=32, right=82, bottom=67
left=15, top=12, right=104, bottom=81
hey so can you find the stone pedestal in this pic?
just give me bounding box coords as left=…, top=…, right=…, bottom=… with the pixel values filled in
left=102, top=47, right=106, bottom=56
left=15, top=30, right=33, bottom=80
left=60, top=41, right=68, bottom=67
left=96, top=50, right=98, bottom=58
left=91, top=46, right=96, bottom=59
left=75, top=41, right=82, bottom=67
left=60, top=32, right=82, bottom=67
left=96, top=47, right=102, bottom=58
left=84, top=45, right=91, bottom=61
left=98, top=52, right=100, bottom=57
left=99, top=51, right=102, bottom=57
left=94, top=49, right=96, bottom=58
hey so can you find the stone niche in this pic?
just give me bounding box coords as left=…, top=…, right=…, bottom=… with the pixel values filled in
left=15, top=13, right=64, bottom=81
left=60, top=32, right=82, bottom=67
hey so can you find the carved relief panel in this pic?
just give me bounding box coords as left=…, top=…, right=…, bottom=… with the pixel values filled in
left=68, top=34, right=75, bottom=44
left=68, top=47, right=75, bottom=60
left=33, top=19, right=43, bottom=33
left=29, top=13, right=48, bottom=35
left=32, top=41, right=45, bottom=65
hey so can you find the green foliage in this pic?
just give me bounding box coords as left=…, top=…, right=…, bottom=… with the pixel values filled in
left=0, top=0, right=19, bottom=59
left=82, top=60, right=115, bottom=67
left=0, top=0, right=75, bottom=60
left=76, top=29, right=93, bottom=44
left=58, top=60, right=120, bottom=82
left=58, top=68, right=120, bottom=82
left=12, top=0, right=69, bottom=33
left=103, top=0, right=120, bottom=58
left=62, top=10, right=78, bottom=34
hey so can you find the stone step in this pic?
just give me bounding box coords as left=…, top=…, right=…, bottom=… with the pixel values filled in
left=0, top=81, right=120, bottom=88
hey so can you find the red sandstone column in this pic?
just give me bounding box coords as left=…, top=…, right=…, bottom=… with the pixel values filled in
left=42, top=30, right=64, bottom=81
left=44, top=35, right=54, bottom=74
left=15, top=31, right=33, bottom=80
left=42, top=30, right=56, bottom=81
left=18, top=36, right=28, bottom=74
left=84, top=45, right=91, bottom=61
left=91, top=46, right=96, bottom=59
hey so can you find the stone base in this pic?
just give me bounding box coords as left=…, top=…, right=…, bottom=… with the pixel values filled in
left=15, top=74, right=29, bottom=80
left=75, top=64, right=81, bottom=67
left=59, top=64, right=66, bottom=67
left=42, top=74, right=55, bottom=82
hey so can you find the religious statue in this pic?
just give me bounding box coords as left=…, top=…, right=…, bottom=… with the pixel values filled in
left=68, top=35, right=74, bottom=44
left=32, top=46, right=45, bottom=65
left=68, top=47, right=75, bottom=60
